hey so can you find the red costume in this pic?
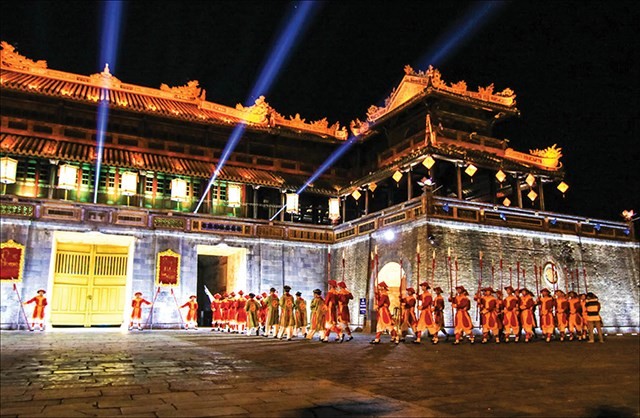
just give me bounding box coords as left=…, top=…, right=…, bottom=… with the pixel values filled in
left=400, top=288, right=417, bottom=341
left=502, top=286, right=520, bottom=342
left=181, top=296, right=198, bottom=330
left=479, top=288, right=499, bottom=343
left=519, top=290, right=536, bottom=342
left=371, top=282, right=398, bottom=344
left=236, top=292, right=248, bottom=333
left=211, top=294, right=223, bottom=330
left=415, top=284, right=439, bottom=343
left=567, top=292, right=584, bottom=340
left=450, top=286, right=474, bottom=344
left=129, top=292, right=151, bottom=330
left=432, top=288, right=446, bottom=333
left=24, top=289, right=47, bottom=331
left=538, top=289, right=555, bottom=341
left=554, top=291, right=569, bottom=341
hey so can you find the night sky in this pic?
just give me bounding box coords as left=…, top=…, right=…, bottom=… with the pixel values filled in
left=1, top=1, right=638, bottom=223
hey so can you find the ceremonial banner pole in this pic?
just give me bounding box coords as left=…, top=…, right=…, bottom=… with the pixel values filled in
left=500, top=258, right=504, bottom=290
left=567, top=269, right=571, bottom=294
left=522, top=268, right=526, bottom=290
left=516, top=261, right=520, bottom=290
left=491, top=261, right=495, bottom=289
left=534, top=265, right=538, bottom=292
left=342, top=250, right=346, bottom=282
left=476, top=251, right=483, bottom=321
left=170, top=288, right=185, bottom=328
left=416, top=243, right=421, bottom=320
left=431, top=249, right=436, bottom=285
left=327, top=249, right=331, bottom=283
left=12, top=280, right=32, bottom=331
left=535, top=265, right=540, bottom=296
left=583, top=267, right=589, bottom=293
left=447, top=247, right=453, bottom=321
left=574, top=268, right=579, bottom=292
left=509, top=266, right=513, bottom=288
left=454, top=256, right=459, bottom=289
left=144, top=287, right=161, bottom=330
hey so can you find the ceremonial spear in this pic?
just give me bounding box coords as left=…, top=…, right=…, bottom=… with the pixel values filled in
left=416, top=242, right=421, bottom=322
left=447, top=247, right=453, bottom=320
left=476, top=251, right=483, bottom=321
left=11, top=279, right=32, bottom=331
left=144, top=287, right=162, bottom=330
left=500, top=257, right=504, bottom=290
left=582, top=266, right=589, bottom=293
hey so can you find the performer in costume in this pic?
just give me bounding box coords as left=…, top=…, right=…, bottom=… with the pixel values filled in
left=585, top=292, right=604, bottom=343
left=502, top=286, right=520, bottom=342
left=579, top=293, right=589, bottom=340
left=226, top=292, right=237, bottom=333
left=220, top=293, right=229, bottom=332
left=129, top=292, right=151, bottom=331
left=211, top=293, right=223, bottom=331
left=307, top=289, right=326, bottom=341
left=414, top=282, right=439, bottom=344
left=479, top=287, right=500, bottom=343
left=323, top=279, right=339, bottom=342
left=245, top=293, right=261, bottom=336
left=278, top=285, right=296, bottom=340
left=258, top=293, right=268, bottom=335
left=370, top=281, right=399, bottom=345
left=567, top=291, right=584, bottom=341
left=554, top=290, right=569, bottom=341
left=235, top=291, right=248, bottom=334
left=519, top=288, right=536, bottom=342
left=23, top=289, right=47, bottom=331
left=336, top=281, right=354, bottom=342
left=399, top=287, right=418, bottom=343
left=294, top=291, right=308, bottom=338
left=180, top=295, right=198, bottom=330
left=538, top=288, right=555, bottom=342
left=495, top=288, right=505, bottom=341
left=449, top=286, right=474, bottom=345
left=264, top=288, right=280, bottom=338
left=432, top=287, right=449, bottom=341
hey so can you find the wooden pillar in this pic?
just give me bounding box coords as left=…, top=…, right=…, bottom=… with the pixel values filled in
left=538, top=179, right=545, bottom=211
left=364, top=189, right=369, bottom=215
left=490, top=171, right=497, bottom=205
left=515, top=175, right=523, bottom=208
left=407, top=169, right=413, bottom=200
left=280, top=192, right=285, bottom=222
left=342, top=196, right=347, bottom=221
left=48, top=162, right=57, bottom=199
left=252, top=186, right=259, bottom=219
left=456, top=164, right=463, bottom=200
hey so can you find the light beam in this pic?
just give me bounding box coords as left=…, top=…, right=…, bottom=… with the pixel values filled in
left=194, top=1, right=321, bottom=213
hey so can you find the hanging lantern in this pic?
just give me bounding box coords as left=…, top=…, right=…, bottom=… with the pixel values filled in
left=170, top=178, right=188, bottom=202
left=368, top=182, right=377, bottom=193
left=351, top=189, right=361, bottom=201
left=58, top=164, right=78, bottom=190
left=286, top=192, right=299, bottom=214
left=525, top=173, right=536, bottom=187
left=120, top=171, right=138, bottom=196
left=227, top=183, right=242, bottom=207
left=0, top=156, right=18, bottom=185
left=422, top=155, right=435, bottom=170
left=328, top=197, right=340, bottom=221
left=392, top=170, right=403, bottom=183
left=557, top=181, right=569, bottom=194
left=503, top=197, right=511, bottom=207
left=495, top=169, right=506, bottom=183
left=465, top=163, right=477, bottom=177
left=527, top=190, right=538, bottom=202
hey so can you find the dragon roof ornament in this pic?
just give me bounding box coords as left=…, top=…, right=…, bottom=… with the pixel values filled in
left=359, top=65, right=518, bottom=128
left=160, top=80, right=206, bottom=101
left=0, top=41, right=47, bottom=71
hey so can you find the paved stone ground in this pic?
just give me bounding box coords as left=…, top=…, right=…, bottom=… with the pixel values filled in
left=1, top=329, right=638, bottom=417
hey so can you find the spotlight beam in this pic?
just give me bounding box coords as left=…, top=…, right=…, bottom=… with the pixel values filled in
left=194, top=1, right=321, bottom=213
left=93, top=1, right=125, bottom=204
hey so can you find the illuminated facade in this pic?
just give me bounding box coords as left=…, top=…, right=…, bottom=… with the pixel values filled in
left=1, top=42, right=637, bottom=331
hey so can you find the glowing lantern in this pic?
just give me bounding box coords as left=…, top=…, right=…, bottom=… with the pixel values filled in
left=422, top=155, right=435, bottom=170
left=328, top=197, right=340, bottom=221
left=503, top=198, right=511, bottom=207
left=465, top=163, right=477, bottom=177
left=227, top=183, right=242, bottom=207
left=392, top=170, right=403, bottom=183
left=286, top=192, right=299, bottom=214
left=495, top=170, right=506, bottom=183
left=58, top=164, right=78, bottom=190
left=525, top=174, right=536, bottom=187
left=368, top=182, right=377, bottom=193
left=120, top=171, right=138, bottom=196
left=0, top=156, right=18, bottom=185
left=170, top=178, right=187, bottom=202
left=622, top=210, right=635, bottom=222
left=351, top=190, right=361, bottom=200
left=527, top=190, right=538, bottom=202
left=557, top=181, right=569, bottom=194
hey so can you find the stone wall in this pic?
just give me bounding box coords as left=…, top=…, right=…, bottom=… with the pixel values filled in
left=1, top=216, right=638, bottom=331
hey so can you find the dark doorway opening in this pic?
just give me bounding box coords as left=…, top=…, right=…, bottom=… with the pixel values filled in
left=197, top=255, right=228, bottom=326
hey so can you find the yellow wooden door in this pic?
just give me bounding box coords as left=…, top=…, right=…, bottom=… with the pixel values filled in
left=51, top=243, right=128, bottom=326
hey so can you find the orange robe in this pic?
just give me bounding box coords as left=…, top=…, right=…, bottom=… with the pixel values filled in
left=211, top=299, right=223, bottom=322
left=25, top=295, right=47, bottom=320
left=451, top=294, right=473, bottom=335
left=227, top=299, right=237, bottom=325
left=502, top=295, right=520, bottom=334
left=519, top=295, right=536, bottom=335
left=433, top=295, right=445, bottom=328
left=400, top=295, right=417, bottom=331
left=375, top=293, right=395, bottom=332
left=131, top=297, right=151, bottom=320
left=309, top=296, right=326, bottom=332
left=568, top=298, right=583, bottom=333
left=236, top=298, right=247, bottom=324
left=337, top=291, right=353, bottom=325
left=324, top=289, right=339, bottom=329
left=416, top=292, right=438, bottom=334
left=481, top=295, right=499, bottom=335
left=539, top=296, right=556, bottom=334
left=181, top=300, right=198, bottom=322
left=555, top=296, right=569, bottom=333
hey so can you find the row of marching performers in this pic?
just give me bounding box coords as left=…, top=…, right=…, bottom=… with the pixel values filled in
left=372, top=281, right=605, bottom=345
left=207, top=280, right=356, bottom=343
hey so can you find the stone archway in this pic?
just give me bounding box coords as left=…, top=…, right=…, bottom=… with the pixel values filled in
left=377, top=261, right=406, bottom=317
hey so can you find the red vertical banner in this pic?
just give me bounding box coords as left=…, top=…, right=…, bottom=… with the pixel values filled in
left=156, top=249, right=181, bottom=287
left=1, top=240, right=25, bottom=282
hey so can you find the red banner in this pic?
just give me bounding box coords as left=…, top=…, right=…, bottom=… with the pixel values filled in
left=1, top=240, right=25, bottom=281
left=156, top=249, right=180, bottom=287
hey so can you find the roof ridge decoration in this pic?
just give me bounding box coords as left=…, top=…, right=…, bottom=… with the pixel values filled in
left=358, top=65, right=517, bottom=131
left=160, top=80, right=206, bottom=101
left=0, top=41, right=48, bottom=71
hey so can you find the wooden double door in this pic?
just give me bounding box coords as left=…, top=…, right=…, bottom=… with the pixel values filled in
left=50, top=243, right=128, bottom=326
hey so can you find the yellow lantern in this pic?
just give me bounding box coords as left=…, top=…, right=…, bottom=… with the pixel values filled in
left=525, top=174, right=536, bottom=187
left=503, top=197, right=511, bottom=207
left=465, top=163, right=477, bottom=177
left=368, top=182, right=377, bottom=193
left=392, top=170, right=403, bottom=183
left=422, top=155, right=435, bottom=170
left=527, top=190, right=538, bottom=202
left=328, top=197, right=340, bottom=221
left=227, top=183, right=242, bottom=207
left=557, top=181, right=569, bottom=194
left=0, top=156, right=18, bottom=185
left=351, top=189, right=361, bottom=200
left=170, top=178, right=188, bottom=202
left=495, top=169, right=506, bottom=183
left=286, top=192, right=299, bottom=214
left=58, top=164, right=78, bottom=190
left=120, top=171, right=138, bottom=196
